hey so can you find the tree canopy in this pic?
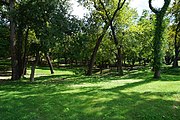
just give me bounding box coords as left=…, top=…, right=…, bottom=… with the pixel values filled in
left=0, top=0, right=178, bottom=80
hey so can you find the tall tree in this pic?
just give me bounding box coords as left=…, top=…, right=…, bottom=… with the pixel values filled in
left=149, top=0, right=171, bottom=78
left=1, top=0, right=21, bottom=80
left=97, top=0, right=126, bottom=75
left=14, top=0, right=59, bottom=80
left=80, top=0, right=126, bottom=75
left=9, top=0, right=19, bottom=80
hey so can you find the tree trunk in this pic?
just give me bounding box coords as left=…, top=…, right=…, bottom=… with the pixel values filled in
left=110, top=23, right=123, bottom=75
left=117, top=47, right=123, bottom=75
left=173, top=50, right=179, bottom=67
left=45, top=53, right=54, bottom=74
left=30, top=64, right=36, bottom=82
left=10, top=0, right=19, bottom=80
left=86, top=24, right=109, bottom=76
left=131, top=59, right=135, bottom=70
left=17, top=25, right=24, bottom=79
left=87, top=0, right=126, bottom=76
left=22, top=28, right=29, bottom=77
left=154, top=69, right=160, bottom=79
left=153, top=16, right=163, bottom=78
left=173, top=21, right=180, bottom=68
left=30, top=51, right=40, bottom=82
left=100, top=60, right=104, bottom=74
left=149, top=0, right=170, bottom=79
left=143, top=59, right=146, bottom=66
left=64, top=57, right=67, bottom=64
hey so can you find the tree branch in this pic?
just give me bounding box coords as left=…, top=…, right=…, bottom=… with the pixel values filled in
left=98, top=0, right=126, bottom=24
left=161, top=0, right=171, bottom=12
left=149, top=0, right=171, bottom=14
left=149, top=0, right=159, bottom=13
left=99, top=0, right=110, bottom=21
left=111, top=0, right=126, bottom=22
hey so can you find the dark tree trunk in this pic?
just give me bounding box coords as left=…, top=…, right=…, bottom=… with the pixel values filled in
left=86, top=24, right=109, bottom=76
left=131, top=59, right=135, bottom=70
left=45, top=53, right=54, bottom=74
left=117, top=47, right=123, bottom=75
left=17, top=26, right=24, bottom=79
left=75, top=60, right=78, bottom=66
left=110, top=23, right=123, bottom=75
left=100, top=60, right=104, bottom=74
left=30, top=64, right=35, bottom=82
left=153, top=15, right=163, bottom=79
left=154, top=70, right=160, bottom=79
left=100, top=65, right=103, bottom=74
left=10, top=0, right=19, bottom=80
left=30, top=51, right=40, bottom=82
left=143, top=59, right=146, bottom=66
left=138, top=58, right=142, bottom=65
left=173, top=49, right=179, bottom=67
left=173, top=21, right=180, bottom=68
left=86, top=0, right=126, bottom=76
left=87, top=0, right=126, bottom=76
left=22, top=28, right=29, bottom=77
left=64, top=57, right=67, bottom=64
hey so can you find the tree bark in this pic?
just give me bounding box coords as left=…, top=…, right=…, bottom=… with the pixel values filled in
left=153, top=15, right=164, bottom=78
left=45, top=53, right=54, bottom=74
left=86, top=0, right=126, bottom=76
left=30, top=51, right=40, bottom=82
left=97, top=0, right=126, bottom=76
left=110, top=24, right=123, bottom=75
left=86, top=24, right=109, bottom=76
left=17, top=25, right=24, bottom=78
left=22, top=28, right=29, bottom=77
left=10, top=0, right=19, bottom=80
left=149, top=0, right=171, bottom=78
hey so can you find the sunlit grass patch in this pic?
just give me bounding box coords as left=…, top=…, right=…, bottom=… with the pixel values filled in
left=0, top=67, right=180, bottom=120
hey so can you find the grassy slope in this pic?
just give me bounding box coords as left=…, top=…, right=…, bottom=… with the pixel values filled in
left=0, top=67, right=179, bottom=120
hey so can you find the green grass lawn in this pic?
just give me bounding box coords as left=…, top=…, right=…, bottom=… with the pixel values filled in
left=0, top=67, right=180, bottom=120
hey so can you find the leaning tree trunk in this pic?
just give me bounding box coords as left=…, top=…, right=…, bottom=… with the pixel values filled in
left=173, top=21, right=180, bottom=67
left=87, top=0, right=126, bottom=76
left=45, top=53, right=54, bottom=74
left=30, top=51, right=40, bottom=82
left=149, top=0, right=171, bottom=78
left=22, top=27, right=29, bottom=77
left=97, top=0, right=126, bottom=76
left=10, top=0, right=19, bottom=80
left=110, top=23, right=123, bottom=75
left=86, top=24, right=109, bottom=76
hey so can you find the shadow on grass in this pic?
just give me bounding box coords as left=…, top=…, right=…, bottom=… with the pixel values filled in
left=0, top=65, right=179, bottom=119
left=0, top=67, right=179, bottom=119
left=162, top=67, right=180, bottom=75
left=101, top=78, right=153, bottom=92
left=0, top=82, right=179, bottom=120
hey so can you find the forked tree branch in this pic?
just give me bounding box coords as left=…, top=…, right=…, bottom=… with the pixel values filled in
left=149, top=0, right=171, bottom=14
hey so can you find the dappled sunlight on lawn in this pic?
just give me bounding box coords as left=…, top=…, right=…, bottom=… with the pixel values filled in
left=0, top=67, right=180, bottom=120
left=69, top=79, right=143, bottom=90
left=123, top=81, right=180, bottom=93
left=24, top=67, right=75, bottom=78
